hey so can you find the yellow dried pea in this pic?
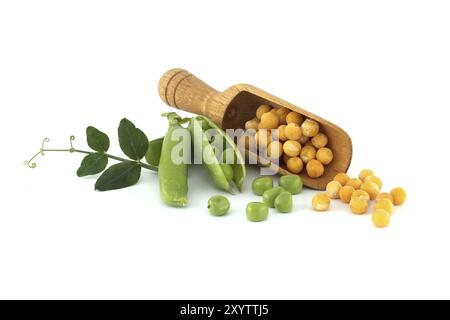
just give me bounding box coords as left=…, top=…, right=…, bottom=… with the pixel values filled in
left=298, top=135, right=310, bottom=144
left=284, top=123, right=302, bottom=140
left=376, top=192, right=393, bottom=203
left=316, top=147, right=333, bottom=165
left=339, top=185, right=355, bottom=203
left=275, top=107, right=290, bottom=124
left=358, top=169, right=374, bottom=181
left=326, top=181, right=342, bottom=199
left=311, top=132, right=328, bottom=149
left=256, top=104, right=272, bottom=120
left=274, top=125, right=287, bottom=141
left=286, top=111, right=303, bottom=125
left=349, top=197, right=369, bottom=215
left=312, top=193, right=330, bottom=211
left=267, top=141, right=283, bottom=159
left=375, top=199, right=394, bottom=215
left=306, top=159, right=324, bottom=178
left=260, top=111, right=279, bottom=129
left=372, top=209, right=391, bottom=228
left=286, top=157, right=303, bottom=173
left=391, top=187, right=407, bottom=205
left=351, top=190, right=370, bottom=202
left=346, top=178, right=362, bottom=190
left=301, top=119, right=320, bottom=137
left=361, top=181, right=380, bottom=200
left=334, top=173, right=350, bottom=186
left=255, top=130, right=272, bottom=148
left=245, top=118, right=260, bottom=130
left=283, top=140, right=302, bottom=157
left=300, top=145, right=316, bottom=163
left=364, top=175, right=383, bottom=189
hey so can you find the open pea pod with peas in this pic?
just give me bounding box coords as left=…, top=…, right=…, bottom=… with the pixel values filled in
left=189, top=115, right=246, bottom=193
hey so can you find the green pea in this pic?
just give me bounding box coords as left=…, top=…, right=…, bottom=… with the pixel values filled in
left=262, top=187, right=285, bottom=208
left=246, top=202, right=269, bottom=222
left=274, top=191, right=293, bottom=213
left=252, top=176, right=274, bottom=196
left=279, top=175, right=303, bottom=195
left=220, top=164, right=234, bottom=182
left=208, top=195, right=230, bottom=216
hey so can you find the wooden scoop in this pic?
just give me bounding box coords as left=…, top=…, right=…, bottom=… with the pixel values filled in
left=158, top=68, right=352, bottom=190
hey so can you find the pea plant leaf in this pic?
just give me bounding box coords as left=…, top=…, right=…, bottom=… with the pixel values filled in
left=118, top=118, right=149, bottom=160
left=95, top=161, right=141, bottom=191
left=77, top=153, right=108, bottom=177
left=86, top=126, right=110, bottom=152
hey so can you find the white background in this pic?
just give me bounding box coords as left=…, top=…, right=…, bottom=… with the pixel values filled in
left=1, top=0, right=449, bottom=300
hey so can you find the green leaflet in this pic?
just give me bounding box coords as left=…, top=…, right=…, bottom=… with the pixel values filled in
left=118, top=118, right=149, bottom=160
left=86, top=126, right=110, bottom=152
left=77, top=152, right=108, bottom=177
left=145, top=137, right=164, bottom=167
left=95, top=161, right=141, bottom=191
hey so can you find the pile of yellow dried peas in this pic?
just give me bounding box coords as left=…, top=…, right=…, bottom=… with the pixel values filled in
left=244, top=104, right=333, bottom=178
left=312, top=169, right=406, bottom=228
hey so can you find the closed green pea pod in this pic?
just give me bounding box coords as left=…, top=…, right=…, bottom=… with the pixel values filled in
left=159, top=113, right=190, bottom=207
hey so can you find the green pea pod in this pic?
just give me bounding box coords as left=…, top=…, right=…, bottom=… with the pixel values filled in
left=145, top=137, right=164, bottom=167
left=159, top=113, right=190, bottom=207
left=196, top=115, right=246, bottom=191
left=189, top=117, right=232, bottom=193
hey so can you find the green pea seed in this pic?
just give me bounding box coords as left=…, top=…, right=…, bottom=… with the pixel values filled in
left=246, top=202, right=269, bottom=222
left=274, top=191, right=293, bottom=213
left=262, top=187, right=285, bottom=208
left=207, top=195, right=230, bottom=216
left=252, top=176, right=274, bottom=196
left=279, top=175, right=303, bottom=195
left=220, top=164, right=234, bottom=182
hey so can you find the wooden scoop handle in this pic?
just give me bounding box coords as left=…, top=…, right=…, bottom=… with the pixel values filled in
left=158, top=68, right=219, bottom=116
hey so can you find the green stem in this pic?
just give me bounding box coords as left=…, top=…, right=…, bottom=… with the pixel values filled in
left=41, top=148, right=157, bottom=171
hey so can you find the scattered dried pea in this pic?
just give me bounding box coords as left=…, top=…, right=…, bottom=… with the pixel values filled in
left=375, top=198, right=394, bottom=215
left=274, top=191, right=293, bottom=213
left=376, top=192, right=393, bottom=203
left=364, top=175, right=383, bottom=189
left=312, top=193, right=330, bottom=211
left=334, top=173, right=350, bottom=186
left=361, top=181, right=380, bottom=200
left=359, top=169, right=374, bottom=181
left=246, top=202, right=269, bottom=222
left=346, top=178, right=362, bottom=190
left=326, top=180, right=342, bottom=199
left=252, top=176, right=274, bottom=196
left=351, top=189, right=370, bottom=202
left=349, top=197, right=369, bottom=214
left=372, top=209, right=390, bottom=228
left=391, top=187, right=407, bottom=205
left=339, top=185, right=355, bottom=203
